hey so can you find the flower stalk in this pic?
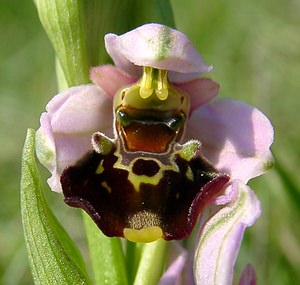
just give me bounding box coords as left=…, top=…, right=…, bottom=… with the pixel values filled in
left=133, top=239, right=168, bottom=285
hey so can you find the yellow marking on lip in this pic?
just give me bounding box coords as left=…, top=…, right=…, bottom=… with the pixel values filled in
left=95, top=160, right=104, bottom=174
left=123, top=226, right=163, bottom=243
left=112, top=141, right=183, bottom=192
left=101, top=181, right=112, bottom=194
left=126, top=156, right=179, bottom=191
left=185, top=166, right=194, bottom=181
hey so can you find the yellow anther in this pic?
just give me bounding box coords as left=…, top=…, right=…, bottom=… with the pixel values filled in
left=155, top=88, right=168, bottom=100
left=155, top=69, right=169, bottom=100
left=139, top=66, right=154, bottom=98
left=139, top=67, right=169, bottom=100
left=140, top=87, right=154, bottom=99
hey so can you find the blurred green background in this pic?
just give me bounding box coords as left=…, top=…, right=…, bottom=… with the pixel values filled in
left=1, top=0, right=300, bottom=284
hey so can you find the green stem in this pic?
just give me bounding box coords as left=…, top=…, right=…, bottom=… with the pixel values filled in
left=133, top=239, right=168, bottom=285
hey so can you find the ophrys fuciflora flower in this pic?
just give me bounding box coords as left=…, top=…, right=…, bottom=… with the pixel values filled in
left=36, top=24, right=273, bottom=245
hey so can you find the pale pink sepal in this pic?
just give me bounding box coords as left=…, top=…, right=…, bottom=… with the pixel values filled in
left=187, top=98, right=274, bottom=183
left=35, top=84, right=113, bottom=192
left=239, top=264, right=257, bottom=285
left=105, top=23, right=212, bottom=82
left=194, top=181, right=261, bottom=285
left=90, top=65, right=136, bottom=98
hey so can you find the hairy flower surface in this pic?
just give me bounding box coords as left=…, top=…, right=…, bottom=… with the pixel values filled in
left=36, top=23, right=273, bottom=284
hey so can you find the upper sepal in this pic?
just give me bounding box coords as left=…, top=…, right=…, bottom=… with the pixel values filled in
left=105, top=23, right=212, bottom=82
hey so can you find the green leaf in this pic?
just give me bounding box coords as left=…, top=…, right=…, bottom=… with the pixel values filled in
left=35, top=0, right=91, bottom=86
left=20, top=129, right=92, bottom=285
left=55, top=57, right=69, bottom=91
left=83, top=213, right=128, bottom=285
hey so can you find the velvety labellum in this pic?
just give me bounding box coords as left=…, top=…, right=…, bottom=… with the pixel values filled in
left=61, top=140, right=229, bottom=242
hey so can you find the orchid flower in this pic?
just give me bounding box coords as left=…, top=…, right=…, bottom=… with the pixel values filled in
left=35, top=23, right=274, bottom=284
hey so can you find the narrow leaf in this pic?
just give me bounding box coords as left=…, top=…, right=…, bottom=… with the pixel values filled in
left=83, top=213, right=128, bottom=285
left=35, top=0, right=92, bottom=86
left=21, top=129, right=92, bottom=285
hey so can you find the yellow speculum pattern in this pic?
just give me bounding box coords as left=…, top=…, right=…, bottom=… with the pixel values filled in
left=112, top=148, right=181, bottom=192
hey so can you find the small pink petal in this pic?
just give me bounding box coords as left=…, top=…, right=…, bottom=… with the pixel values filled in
left=90, top=65, right=137, bottom=97
left=176, top=78, right=219, bottom=111
left=239, top=264, right=257, bottom=285
left=186, top=98, right=274, bottom=183
left=158, top=243, right=188, bottom=285
left=194, top=181, right=261, bottom=285
left=105, top=23, right=212, bottom=81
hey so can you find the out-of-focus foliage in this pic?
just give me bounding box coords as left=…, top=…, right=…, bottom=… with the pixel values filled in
left=1, top=0, right=299, bottom=284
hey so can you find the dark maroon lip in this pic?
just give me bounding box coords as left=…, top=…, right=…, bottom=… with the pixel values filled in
left=61, top=144, right=230, bottom=241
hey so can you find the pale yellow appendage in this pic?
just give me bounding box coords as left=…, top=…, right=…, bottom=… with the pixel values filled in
left=123, top=226, right=163, bottom=243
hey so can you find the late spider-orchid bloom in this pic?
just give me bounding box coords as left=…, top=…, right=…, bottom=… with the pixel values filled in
left=36, top=23, right=273, bottom=284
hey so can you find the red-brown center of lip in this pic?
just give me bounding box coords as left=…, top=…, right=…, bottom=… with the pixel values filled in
left=121, top=121, right=175, bottom=153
